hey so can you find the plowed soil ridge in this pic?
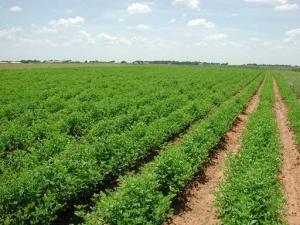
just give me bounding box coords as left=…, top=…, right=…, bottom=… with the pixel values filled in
left=166, top=81, right=264, bottom=225
left=274, top=79, right=300, bottom=225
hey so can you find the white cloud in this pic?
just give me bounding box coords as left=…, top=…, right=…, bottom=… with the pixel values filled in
left=98, top=33, right=132, bottom=45
left=286, top=28, right=300, bottom=37
left=197, top=33, right=242, bottom=48
left=16, top=30, right=96, bottom=48
left=247, top=37, right=278, bottom=48
left=49, top=16, right=85, bottom=29
left=249, top=37, right=261, bottom=41
left=203, top=33, right=228, bottom=41
left=282, top=38, right=292, bottom=43
left=35, top=26, right=57, bottom=34
left=130, top=36, right=177, bottom=48
left=62, top=30, right=95, bottom=47
left=219, top=40, right=242, bottom=48
left=136, top=24, right=151, bottom=30
left=168, top=18, right=176, bottom=24
left=0, top=27, right=22, bottom=40
left=15, top=30, right=96, bottom=48
left=172, top=0, right=200, bottom=9
left=76, top=30, right=95, bottom=44
left=187, top=18, right=215, bottom=28
left=10, top=6, right=22, bottom=12
left=127, top=3, right=152, bottom=14
left=15, top=38, right=52, bottom=47
left=96, top=33, right=176, bottom=49
left=275, top=3, right=298, bottom=11
left=244, top=0, right=285, bottom=5
left=196, top=41, right=208, bottom=47
left=244, top=0, right=299, bottom=11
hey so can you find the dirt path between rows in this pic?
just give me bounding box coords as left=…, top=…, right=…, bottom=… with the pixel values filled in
left=165, top=81, right=264, bottom=225
left=273, top=79, right=300, bottom=225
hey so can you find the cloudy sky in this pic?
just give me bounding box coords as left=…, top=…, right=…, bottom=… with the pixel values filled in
left=0, top=0, right=299, bottom=65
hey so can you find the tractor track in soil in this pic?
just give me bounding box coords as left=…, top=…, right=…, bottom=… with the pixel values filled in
left=274, top=79, right=300, bottom=225
left=165, top=80, right=264, bottom=225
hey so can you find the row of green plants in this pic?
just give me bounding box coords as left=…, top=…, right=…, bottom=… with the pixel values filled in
left=79, top=75, right=262, bottom=225
left=0, top=74, right=189, bottom=153
left=0, top=68, right=232, bottom=174
left=0, top=70, right=259, bottom=224
left=0, top=73, right=241, bottom=178
left=0, top=67, right=235, bottom=161
left=0, top=94, right=197, bottom=175
left=276, top=73, right=300, bottom=147
left=0, top=66, right=232, bottom=125
left=216, top=76, right=285, bottom=224
left=279, top=70, right=300, bottom=98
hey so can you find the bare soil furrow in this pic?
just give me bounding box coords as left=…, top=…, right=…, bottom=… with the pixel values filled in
left=274, top=79, right=300, bottom=225
left=165, top=81, right=263, bottom=225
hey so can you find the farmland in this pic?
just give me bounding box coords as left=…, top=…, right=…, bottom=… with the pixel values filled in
left=281, top=70, right=300, bottom=99
left=0, top=65, right=300, bottom=225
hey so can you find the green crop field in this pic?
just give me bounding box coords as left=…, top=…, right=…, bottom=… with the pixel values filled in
left=281, top=70, right=300, bottom=99
left=1, top=65, right=300, bottom=225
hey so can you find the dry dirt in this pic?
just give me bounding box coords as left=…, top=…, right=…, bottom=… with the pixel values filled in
left=165, top=81, right=263, bottom=225
left=274, top=79, right=300, bottom=225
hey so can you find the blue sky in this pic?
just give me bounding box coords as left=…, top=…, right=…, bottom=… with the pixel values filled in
left=0, top=0, right=299, bottom=65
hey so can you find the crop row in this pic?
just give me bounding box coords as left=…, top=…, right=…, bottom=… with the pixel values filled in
left=0, top=72, right=244, bottom=178
left=0, top=93, right=201, bottom=175
left=80, top=74, right=262, bottom=225
left=276, top=73, right=300, bottom=148
left=0, top=66, right=235, bottom=126
left=216, top=75, right=284, bottom=224
left=0, top=71, right=260, bottom=224
left=0, top=68, right=239, bottom=161
left=0, top=73, right=204, bottom=154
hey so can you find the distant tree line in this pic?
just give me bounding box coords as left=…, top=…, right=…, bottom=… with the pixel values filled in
left=132, top=60, right=229, bottom=66
left=0, top=60, right=299, bottom=68
left=19, top=60, right=83, bottom=64
left=0, top=60, right=115, bottom=64
left=244, top=63, right=298, bottom=68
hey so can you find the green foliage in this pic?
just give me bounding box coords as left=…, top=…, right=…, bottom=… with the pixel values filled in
left=276, top=73, right=300, bottom=148
left=281, top=71, right=300, bottom=98
left=0, top=124, right=34, bottom=154
left=81, top=71, right=262, bottom=225
left=0, top=66, right=261, bottom=224
left=216, top=76, right=285, bottom=225
left=85, top=173, right=172, bottom=225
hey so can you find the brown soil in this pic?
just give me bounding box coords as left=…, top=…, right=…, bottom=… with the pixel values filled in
left=274, top=79, right=300, bottom=225
left=165, top=81, right=263, bottom=225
